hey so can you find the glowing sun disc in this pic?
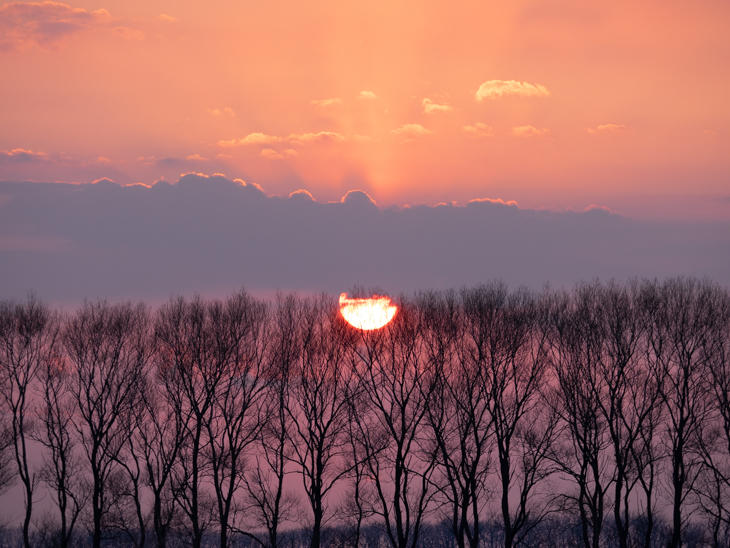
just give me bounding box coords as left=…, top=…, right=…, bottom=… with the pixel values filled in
left=339, top=293, right=398, bottom=330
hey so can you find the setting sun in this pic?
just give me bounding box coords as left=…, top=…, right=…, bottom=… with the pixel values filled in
left=338, top=292, right=398, bottom=330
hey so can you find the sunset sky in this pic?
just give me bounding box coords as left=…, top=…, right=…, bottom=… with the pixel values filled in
left=2, top=0, right=729, bottom=220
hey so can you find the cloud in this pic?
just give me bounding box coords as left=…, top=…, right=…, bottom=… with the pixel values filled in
left=475, top=80, right=550, bottom=101
left=0, top=1, right=114, bottom=51
left=311, top=98, right=342, bottom=108
left=468, top=197, right=518, bottom=207
left=587, top=123, right=626, bottom=134
left=260, top=148, right=298, bottom=160
left=158, top=13, right=177, bottom=23
left=341, top=189, right=377, bottom=207
left=463, top=122, right=494, bottom=137
left=392, top=123, right=432, bottom=139
left=358, top=90, right=377, bottom=100
left=289, top=188, right=314, bottom=201
left=0, top=148, right=48, bottom=162
left=288, top=131, right=345, bottom=144
left=208, top=107, right=236, bottom=117
left=3, top=174, right=728, bottom=302
left=185, top=153, right=207, bottom=161
left=219, top=131, right=344, bottom=148
left=512, top=125, right=549, bottom=137
left=218, top=133, right=282, bottom=147
left=422, top=98, right=452, bottom=114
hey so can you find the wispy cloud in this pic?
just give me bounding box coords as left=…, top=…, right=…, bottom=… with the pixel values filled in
left=311, top=97, right=342, bottom=108
left=422, top=98, right=452, bottom=114
left=358, top=90, right=377, bottom=100
left=218, top=133, right=282, bottom=147
left=392, top=123, right=432, bottom=139
left=260, top=148, right=298, bottom=160
left=476, top=80, right=550, bottom=101
left=463, top=122, right=494, bottom=137
left=208, top=107, right=236, bottom=118
left=0, top=148, right=48, bottom=162
left=587, top=123, right=626, bottom=134
left=512, top=125, right=549, bottom=137
left=288, top=131, right=345, bottom=144
left=0, top=1, right=120, bottom=51
left=158, top=13, right=177, bottom=23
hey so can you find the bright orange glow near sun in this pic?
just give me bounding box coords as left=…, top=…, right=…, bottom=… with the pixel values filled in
left=339, top=293, right=398, bottom=330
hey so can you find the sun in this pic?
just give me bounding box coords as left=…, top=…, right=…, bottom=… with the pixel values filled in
left=339, top=293, right=398, bottom=330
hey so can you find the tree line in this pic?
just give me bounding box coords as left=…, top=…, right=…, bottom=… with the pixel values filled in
left=0, top=278, right=729, bottom=547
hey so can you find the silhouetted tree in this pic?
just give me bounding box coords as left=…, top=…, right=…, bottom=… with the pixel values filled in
left=419, top=289, right=493, bottom=548
left=205, top=292, right=270, bottom=547
left=349, top=300, right=438, bottom=548
left=644, top=279, right=718, bottom=548
left=546, top=288, right=612, bottom=548
left=35, top=345, right=86, bottom=548
left=285, top=295, right=356, bottom=548
left=242, top=295, right=300, bottom=548
left=63, top=301, right=149, bottom=548
left=0, top=297, right=57, bottom=548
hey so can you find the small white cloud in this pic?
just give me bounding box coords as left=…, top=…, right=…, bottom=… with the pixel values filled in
left=186, top=153, right=207, bottom=161
left=358, top=90, right=377, bottom=100
left=463, top=122, right=494, bottom=137
left=260, top=148, right=297, bottom=160
left=288, top=131, right=345, bottom=144
left=512, top=125, right=549, bottom=137
left=218, top=133, right=282, bottom=147
left=208, top=107, right=236, bottom=117
left=587, top=123, right=626, bottom=134
left=311, top=98, right=342, bottom=108
left=476, top=80, right=550, bottom=101
left=422, top=98, right=453, bottom=114
left=158, top=13, right=177, bottom=23
left=392, top=123, right=432, bottom=139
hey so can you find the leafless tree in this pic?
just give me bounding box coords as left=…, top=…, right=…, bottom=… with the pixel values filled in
left=643, top=279, right=718, bottom=548
left=205, top=292, right=270, bottom=547
left=241, top=294, right=300, bottom=548
left=285, top=295, right=356, bottom=548
left=349, top=298, right=438, bottom=548
left=468, top=286, right=558, bottom=548
left=419, top=289, right=492, bottom=548
left=34, top=344, right=86, bottom=548
left=0, top=297, right=58, bottom=548
left=546, top=288, right=612, bottom=548
left=584, top=281, right=662, bottom=548
left=137, top=351, right=190, bottom=548
left=155, top=296, right=219, bottom=547
left=693, top=284, right=730, bottom=546
left=63, top=301, right=149, bottom=548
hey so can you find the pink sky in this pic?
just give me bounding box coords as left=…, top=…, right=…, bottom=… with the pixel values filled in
left=1, top=0, right=729, bottom=219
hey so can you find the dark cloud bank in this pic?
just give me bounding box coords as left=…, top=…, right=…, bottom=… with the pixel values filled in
left=1, top=174, right=728, bottom=302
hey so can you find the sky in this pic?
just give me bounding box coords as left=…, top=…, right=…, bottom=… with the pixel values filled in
left=1, top=0, right=729, bottom=221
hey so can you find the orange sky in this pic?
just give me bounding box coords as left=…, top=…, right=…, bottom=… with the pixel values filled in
left=1, top=0, right=729, bottom=219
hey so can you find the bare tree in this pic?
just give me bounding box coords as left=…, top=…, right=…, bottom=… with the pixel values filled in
left=137, top=353, right=190, bottom=548
left=285, top=295, right=356, bottom=548
left=468, top=286, right=558, bottom=548
left=349, top=298, right=438, bottom=548
left=34, top=346, right=86, bottom=548
left=63, top=301, right=149, bottom=548
left=546, top=288, right=612, bottom=548
left=419, top=289, right=493, bottom=548
left=0, top=297, right=57, bottom=548
left=242, top=294, right=300, bottom=548
left=205, top=292, right=270, bottom=547
left=155, top=296, right=220, bottom=548
left=694, top=284, right=730, bottom=546
left=643, top=279, right=717, bottom=548
left=586, top=281, right=663, bottom=548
